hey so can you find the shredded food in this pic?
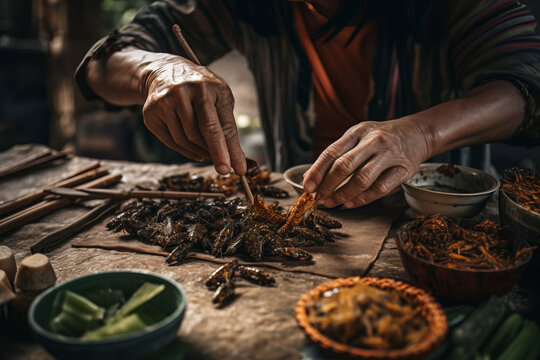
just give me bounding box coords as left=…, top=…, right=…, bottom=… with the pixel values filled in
left=305, top=284, right=429, bottom=350
left=400, top=215, right=533, bottom=270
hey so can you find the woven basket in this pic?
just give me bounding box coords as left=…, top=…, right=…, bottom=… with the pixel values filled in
left=295, top=277, right=448, bottom=360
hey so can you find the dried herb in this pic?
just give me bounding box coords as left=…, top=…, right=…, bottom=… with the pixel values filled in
left=400, top=215, right=533, bottom=270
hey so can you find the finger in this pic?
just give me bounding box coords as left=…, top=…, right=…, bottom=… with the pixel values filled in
left=193, top=96, right=231, bottom=175
left=324, top=152, right=400, bottom=207
left=145, top=115, right=205, bottom=160
left=343, top=166, right=410, bottom=208
left=216, top=91, right=246, bottom=175
left=174, top=95, right=208, bottom=150
left=302, top=130, right=360, bottom=194
left=163, top=106, right=210, bottom=158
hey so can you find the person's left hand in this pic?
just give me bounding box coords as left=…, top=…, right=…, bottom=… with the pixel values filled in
left=302, top=118, right=431, bottom=208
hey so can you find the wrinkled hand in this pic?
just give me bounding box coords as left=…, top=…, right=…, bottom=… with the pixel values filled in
left=302, top=119, right=430, bottom=208
left=142, top=56, right=246, bottom=175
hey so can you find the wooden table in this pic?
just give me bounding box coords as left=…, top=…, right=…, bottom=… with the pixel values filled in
left=1, top=149, right=538, bottom=360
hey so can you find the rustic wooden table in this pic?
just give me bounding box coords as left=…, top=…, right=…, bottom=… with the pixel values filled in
left=1, top=146, right=538, bottom=360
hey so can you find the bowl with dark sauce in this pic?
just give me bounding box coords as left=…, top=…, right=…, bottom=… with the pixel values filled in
left=401, top=163, right=499, bottom=218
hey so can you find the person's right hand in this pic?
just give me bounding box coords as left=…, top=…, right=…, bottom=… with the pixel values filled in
left=141, top=55, right=246, bottom=175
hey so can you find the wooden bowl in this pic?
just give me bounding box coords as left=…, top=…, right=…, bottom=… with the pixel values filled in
left=295, top=277, right=448, bottom=359
left=395, top=222, right=532, bottom=302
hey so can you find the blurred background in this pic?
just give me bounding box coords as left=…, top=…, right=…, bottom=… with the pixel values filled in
left=0, top=0, right=539, bottom=171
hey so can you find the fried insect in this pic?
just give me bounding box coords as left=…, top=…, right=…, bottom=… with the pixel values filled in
left=400, top=215, right=534, bottom=270
left=205, top=261, right=275, bottom=307
left=252, top=194, right=286, bottom=224
left=205, top=260, right=238, bottom=289
left=278, top=192, right=319, bottom=234
left=273, top=247, right=313, bottom=261
left=245, top=231, right=265, bottom=261
left=212, top=280, right=236, bottom=307
left=212, top=222, right=234, bottom=256
left=237, top=266, right=275, bottom=286
left=166, top=241, right=193, bottom=264
left=107, top=189, right=340, bottom=264
left=160, top=159, right=290, bottom=198
left=309, top=213, right=343, bottom=229
left=252, top=184, right=290, bottom=198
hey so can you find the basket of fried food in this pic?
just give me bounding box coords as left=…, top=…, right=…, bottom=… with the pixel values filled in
left=295, top=277, right=447, bottom=359
left=396, top=215, right=533, bottom=301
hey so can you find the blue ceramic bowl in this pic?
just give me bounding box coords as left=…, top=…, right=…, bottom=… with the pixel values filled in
left=28, top=270, right=187, bottom=360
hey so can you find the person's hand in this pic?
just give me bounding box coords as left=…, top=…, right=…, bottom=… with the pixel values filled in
left=302, top=118, right=431, bottom=208
left=142, top=56, right=246, bottom=175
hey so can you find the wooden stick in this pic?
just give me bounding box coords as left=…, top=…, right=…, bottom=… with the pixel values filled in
left=0, top=150, right=51, bottom=175
left=0, top=173, right=122, bottom=235
left=71, top=242, right=336, bottom=278
left=82, top=188, right=226, bottom=200
left=0, top=172, right=121, bottom=225
left=0, top=162, right=103, bottom=216
left=172, top=23, right=256, bottom=206
left=0, top=150, right=71, bottom=179
left=0, top=166, right=108, bottom=218
left=31, top=200, right=119, bottom=254
left=240, top=175, right=255, bottom=206
left=172, top=24, right=201, bottom=65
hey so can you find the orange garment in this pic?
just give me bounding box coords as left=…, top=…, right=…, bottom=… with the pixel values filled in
left=292, top=3, right=376, bottom=157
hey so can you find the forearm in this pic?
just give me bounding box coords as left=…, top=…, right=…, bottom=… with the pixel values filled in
left=410, top=80, right=525, bottom=160
left=85, top=47, right=186, bottom=106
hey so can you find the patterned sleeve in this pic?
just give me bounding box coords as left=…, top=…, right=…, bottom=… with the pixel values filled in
left=74, top=0, right=241, bottom=105
left=447, top=0, right=540, bottom=147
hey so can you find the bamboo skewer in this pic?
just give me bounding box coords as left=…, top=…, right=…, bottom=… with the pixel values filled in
left=172, top=23, right=255, bottom=206
left=0, top=162, right=103, bottom=216
left=0, top=173, right=122, bottom=235
left=0, top=150, right=71, bottom=179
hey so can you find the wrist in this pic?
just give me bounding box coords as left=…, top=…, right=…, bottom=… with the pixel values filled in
left=402, top=116, right=435, bottom=163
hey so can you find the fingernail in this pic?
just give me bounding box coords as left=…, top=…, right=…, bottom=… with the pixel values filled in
left=216, top=165, right=229, bottom=174
left=344, top=202, right=354, bottom=208
left=304, top=180, right=316, bottom=193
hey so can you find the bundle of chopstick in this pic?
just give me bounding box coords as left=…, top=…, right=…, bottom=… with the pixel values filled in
left=0, top=161, right=122, bottom=235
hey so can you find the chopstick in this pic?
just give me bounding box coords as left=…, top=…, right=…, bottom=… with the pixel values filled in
left=0, top=173, right=122, bottom=235
left=0, top=150, right=71, bottom=179
left=0, top=162, right=103, bottom=216
left=172, top=23, right=255, bottom=206
left=30, top=200, right=120, bottom=254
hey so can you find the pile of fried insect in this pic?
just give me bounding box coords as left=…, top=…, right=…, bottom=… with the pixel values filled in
left=106, top=161, right=343, bottom=307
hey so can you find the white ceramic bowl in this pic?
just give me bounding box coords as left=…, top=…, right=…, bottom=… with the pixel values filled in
left=283, top=164, right=311, bottom=195
left=283, top=164, right=353, bottom=196
left=401, top=163, right=499, bottom=218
